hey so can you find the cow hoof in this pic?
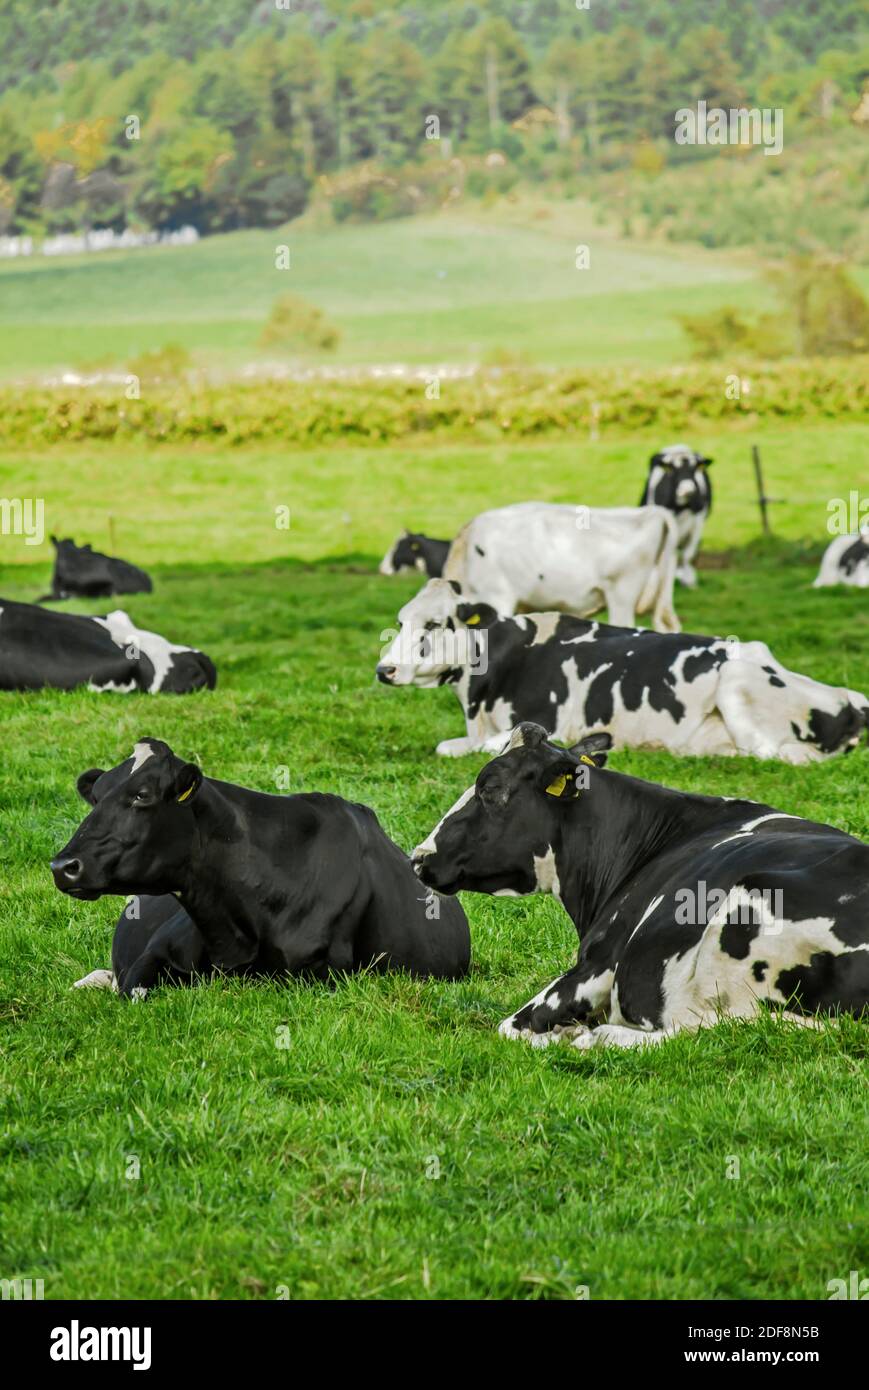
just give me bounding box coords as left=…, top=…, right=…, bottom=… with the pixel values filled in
left=436, top=739, right=473, bottom=758
left=130, top=986, right=149, bottom=1003
left=571, top=1031, right=600, bottom=1051
left=71, top=968, right=115, bottom=990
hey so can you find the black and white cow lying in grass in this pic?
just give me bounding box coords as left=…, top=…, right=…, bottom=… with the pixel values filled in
left=411, top=723, right=869, bottom=1049
left=0, top=599, right=216, bottom=694
left=379, top=531, right=450, bottom=578
left=39, top=536, right=153, bottom=602
left=813, top=532, right=869, bottom=589
left=376, top=578, right=869, bottom=763
left=441, top=501, right=681, bottom=632
left=639, top=445, right=712, bottom=588
left=52, top=738, right=470, bottom=998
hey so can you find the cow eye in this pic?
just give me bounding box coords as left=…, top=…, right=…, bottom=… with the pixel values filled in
left=132, top=788, right=150, bottom=804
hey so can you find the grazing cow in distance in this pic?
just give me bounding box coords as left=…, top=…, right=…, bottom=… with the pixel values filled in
left=376, top=578, right=869, bottom=762
left=442, top=501, right=681, bottom=632
left=0, top=600, right=216, bottom=693
left=52, top=738, right=470, bottom=998
left=39, top=536, right=153, bottom=602
left=640, top=445, right=712, bottom=587
left=412, top=723, right=869, bottom=1049
left=379, top=531, right=451, bottom=578
left=814, top=531, right=869, bottom=589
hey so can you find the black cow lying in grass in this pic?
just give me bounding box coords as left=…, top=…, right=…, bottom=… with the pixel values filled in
left=0, top=600, right=215, bottom=693
left=412, top=723, right=869, bottom=1049
left=39, top=536, right=153, bottom=602
left=52, top=738, right=470, bottom=998
left=379, top=530, right=450, bottom=578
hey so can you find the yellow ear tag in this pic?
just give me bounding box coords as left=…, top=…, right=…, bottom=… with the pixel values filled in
left=545, top=773, right=570, bottom=797
left=177, top=784, right=194, bottom=803
left=579, top=755, right=596, bottom=767
left=465, top=613, right=481, bottom=626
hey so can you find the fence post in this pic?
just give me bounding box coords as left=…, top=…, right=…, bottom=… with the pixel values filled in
left=752, top=445, right=772, bottom=536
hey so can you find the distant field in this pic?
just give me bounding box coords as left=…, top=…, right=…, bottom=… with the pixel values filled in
left=0, top=199, right=765, bottom=379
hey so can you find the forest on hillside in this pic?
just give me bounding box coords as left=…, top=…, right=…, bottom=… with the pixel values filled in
left=0, top=0, right=867, bottom=249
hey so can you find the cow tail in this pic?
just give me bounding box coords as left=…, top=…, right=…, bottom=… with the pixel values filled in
left=650, top=512, right=681, bottom=634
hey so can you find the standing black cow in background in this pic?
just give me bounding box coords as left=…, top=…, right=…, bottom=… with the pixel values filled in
left=39, top=536, right=153, bottom=602
left=379, top=531, right=451, bottom=578
left=52, top=738, right=470, bottom=997
left=640, top=446, right=712, bottom=588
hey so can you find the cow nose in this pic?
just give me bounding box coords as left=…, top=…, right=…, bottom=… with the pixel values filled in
left=376, top=664, right=397, bottom=684
left=51, top=856, right=84, bottom=884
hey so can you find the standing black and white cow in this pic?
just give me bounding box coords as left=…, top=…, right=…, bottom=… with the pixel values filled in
left=379, top=531, right=451, bottom=578
left=39, top=536, right=153, bottom=602
left=640, top=445, right=712, bottom=587
left=52, top=738, right=470, bottom=997
left=814, top=531, right=869, bottom=589
left=0, top=600, right=216, bottom=693
left=376, top=578, right=869, bottom=762
left=412, top=723, right=869, bottom=1049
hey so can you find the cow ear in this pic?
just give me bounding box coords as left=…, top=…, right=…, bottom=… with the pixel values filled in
left=456, top=602, right=497, bottom=628
left=699, top=455, right=713, bottom=467
left=649, top=452, right=664, bottom=466
left=171, top=763, right=202, bottom=805
left=568, top=731, right=612, bottom=768
left=77, top=768, right=105, bottom=804
left=540, top=759, right=584, bottom=800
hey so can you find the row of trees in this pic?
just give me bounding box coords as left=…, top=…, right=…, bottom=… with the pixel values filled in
left=0, top=4, right=867, bottom=238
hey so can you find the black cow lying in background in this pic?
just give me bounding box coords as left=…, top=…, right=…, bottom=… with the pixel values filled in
left=0, top=600, right=215, bottom=693
left=640, top=445, right=712, bottom=588
left=412, top=723, right=869, bottom=1049
left=39, top=536, right=153, bottom=602
left=53, top=738, right=470, bottom=997
left=379, top=530, right=451, bottom=578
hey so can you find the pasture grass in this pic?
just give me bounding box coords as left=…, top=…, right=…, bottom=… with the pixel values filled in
left=0, top=427, right=867, bottom=1300
left=0, top=200, right=762, bottom=379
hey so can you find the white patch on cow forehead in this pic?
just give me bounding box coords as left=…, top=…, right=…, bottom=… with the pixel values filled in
left=130, top=741, right=156, bottom=774
left=415, top=785, right=476, bottom=856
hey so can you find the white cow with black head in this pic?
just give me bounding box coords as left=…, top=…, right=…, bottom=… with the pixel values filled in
left=640, top=444, right=712, bottom=588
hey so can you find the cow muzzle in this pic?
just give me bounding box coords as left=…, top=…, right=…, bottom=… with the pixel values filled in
left=376, top=663, right=397, bottom=685
left=50, top=854, right=101, bottom=899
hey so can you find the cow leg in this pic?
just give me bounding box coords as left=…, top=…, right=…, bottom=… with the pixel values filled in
left=572, top=1023, right=671, bottom=1050
left=499, top=965, right=613, bottom=1045
left=600, top=577, right=640, bottom=629
left=436, top=736, right=480, bottom=757
left=71, top=967, right=116, bottom=991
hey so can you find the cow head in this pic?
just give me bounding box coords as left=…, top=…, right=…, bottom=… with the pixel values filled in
left=411, top=723, right=611, bottom=896
left=50, top=739, right=203, bottom=900
left=379, top=531, right=428, bottom=576
left=376, top=578, right=496, bottom=686
left=647, top=446, right=712, bottom=513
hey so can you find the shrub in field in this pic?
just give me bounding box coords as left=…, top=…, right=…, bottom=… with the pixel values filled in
left=126, top=342, right=192, bottom=385
left=680, top=256, right=869, bottom=361
left=0, top=358, right=865, bottom=448
left=258, top=293, right=340, bottom=352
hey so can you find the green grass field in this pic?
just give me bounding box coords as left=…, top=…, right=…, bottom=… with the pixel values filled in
left=0, top=199, right=768, bottom=380
left=1, top=424, right=867, bottom=1300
